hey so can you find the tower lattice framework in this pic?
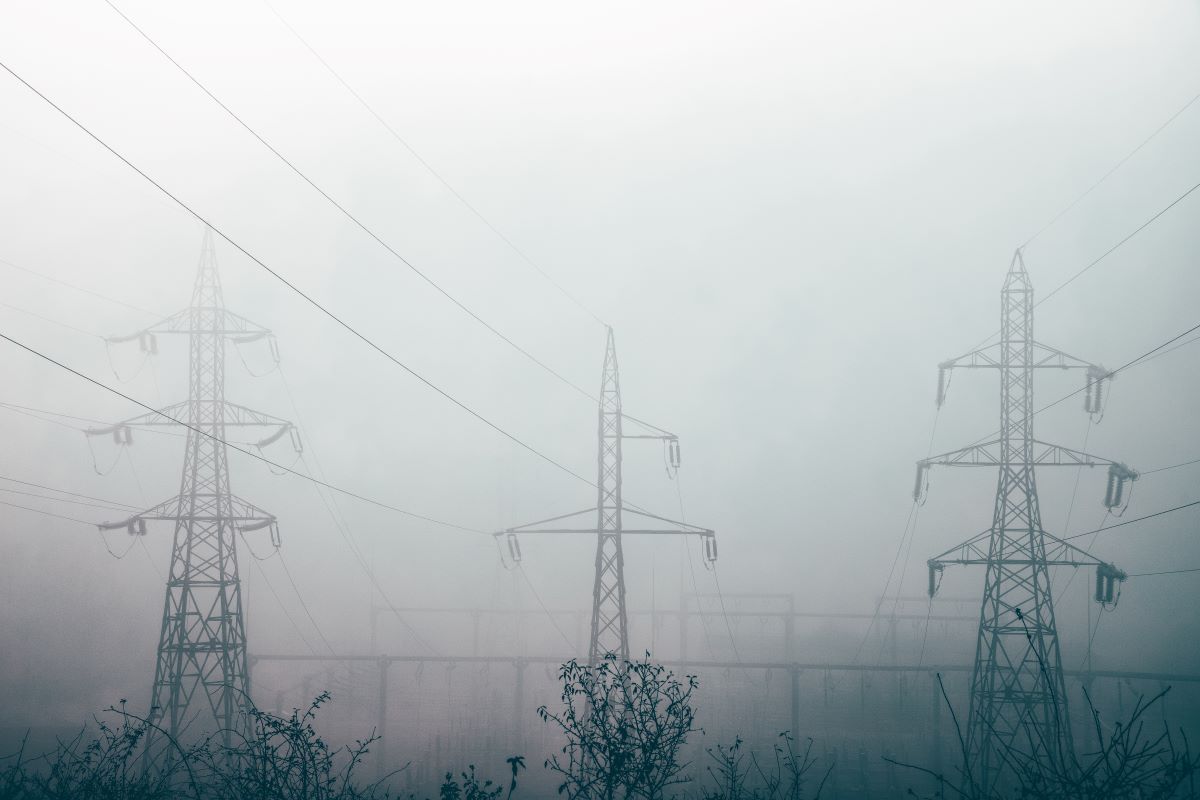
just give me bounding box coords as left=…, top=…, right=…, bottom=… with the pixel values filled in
left=592, top=326, right=626, bottom=660
left=497, top=326, right=716, bottom=663
left=918, top=250, right=1136, bottom=786
left=92, top=230, right=297, bottom=745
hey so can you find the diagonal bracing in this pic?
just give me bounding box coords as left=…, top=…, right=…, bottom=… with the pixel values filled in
left=496, top=327, right=716, bottom=663
left=89, top=229, right=299, bottom=749
left=917, top=250, right=1136, bottom=789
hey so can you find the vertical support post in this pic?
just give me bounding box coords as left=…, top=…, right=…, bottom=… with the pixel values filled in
left=514, top=658, right=527, bottom=754
left=376, top=656, right=390, bottom=783
left=679, top=595, right=689, bottom=663
left=930, top=671, right=942, bottom=778
left=471, top=610, right=481, bottom=658
left=887, top=616, right=900, bottom=711
left=369, top=606, right=379, bottom=655
left=784, top=597, right=795, bottom=663
left=790, top=665, right=801, bottom=738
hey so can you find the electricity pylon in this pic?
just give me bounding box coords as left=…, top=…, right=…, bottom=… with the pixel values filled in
left=497, top=327, right=716, bottom=662
left=89, top=229, right=299, bottom=747
left=916, top=250, right=1136, bottom=787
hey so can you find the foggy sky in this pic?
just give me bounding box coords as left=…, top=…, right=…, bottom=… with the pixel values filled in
left=1, top=0, right=1198, bottom=726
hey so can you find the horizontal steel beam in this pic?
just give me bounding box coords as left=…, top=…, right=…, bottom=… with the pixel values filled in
left=248, top=653, right=1200, bottom=684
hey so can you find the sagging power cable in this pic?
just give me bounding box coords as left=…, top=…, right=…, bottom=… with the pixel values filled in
left=103, top=0, right=598, bottom=402
left=0, top=57, right=595, bottom=491
left=0, top=329, right=486, bottom=535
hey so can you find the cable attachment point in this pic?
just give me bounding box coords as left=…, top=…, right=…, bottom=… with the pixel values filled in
left=936, top=363, right=951, bottom=407
left=1084, top=366, right=1110, bottom=415
left=505, top=532, right=522, bottom=564
left=1094, top=562, right=1126, bottom=605
left=928, top=561, right=944, bottom=598
left=106, top=330, right=158, bottom=355
left=256, top=423, right=300, bottom=453
left=1104, top=463, right=1138, bottom=509
left=86, top=424, right=133, bottom=445
left=241, top=517, right=281, bottom=548
left=664, top=437, right=681, bottom=478
left=913, top=462, right=930, bottom=502
left=100, top=517, right=146, bottom=536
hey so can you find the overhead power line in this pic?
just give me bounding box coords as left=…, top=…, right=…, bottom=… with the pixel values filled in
left=1142, top=456, right=1200, bottom=476
left=0, top=301, right=102, bottom=339
left=277, top=550, right=338, bottom=656
left=1023, top=89, right=1200, bottom=247
left=1127, top=567, right=1200, bottom=578
left=0, top=329, right=486, bottom=535
left=0, top=499, right=97, bottom=526
left=260, top=0, right=607, bottom=328
left=245, top=553, right=321, bottom=657
left=0, top=255, right=163, bottom=317
left=957, top=318, right=1200, bottom=451
left=103, top=0, right=596, bottom=402
left=0, top=486, right=138, bottom=514
left=1036, top=179, right=1200, bottom=308
left=965, top=179, right=1200, bottom=354
left=1, top=475, right=337, bottom=656
left=1063, top=499, right=1200, bottom=543
left=1033, top=320, right=1200, bottom=418
left=0, top=473, right=140, bottom=509
left=0, top=57, right=595, bottom=490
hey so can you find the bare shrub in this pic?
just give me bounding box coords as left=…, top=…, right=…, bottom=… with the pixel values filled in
left=538, top=654, right=700, bottom=800
left=888, top=676, right=1200, bottom=800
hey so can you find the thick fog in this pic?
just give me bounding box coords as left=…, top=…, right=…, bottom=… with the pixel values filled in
left=1, top=0, right=1198, bottom=794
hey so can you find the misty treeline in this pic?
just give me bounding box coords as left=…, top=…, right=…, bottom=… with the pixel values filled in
left=0, top=655, right=1195, bottom=800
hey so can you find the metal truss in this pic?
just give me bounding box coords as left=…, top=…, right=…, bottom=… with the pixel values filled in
left=89, top=229, right=296, bottom=748
left=918, top=249, right=1136, bottom=789
left=495, top=327, right=716, bottom=663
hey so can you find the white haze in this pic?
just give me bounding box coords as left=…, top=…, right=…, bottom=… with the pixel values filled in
left=0, top=0, right=1198, bottom=740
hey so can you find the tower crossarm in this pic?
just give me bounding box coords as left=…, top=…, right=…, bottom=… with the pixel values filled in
left=915, top=441, right=1137, bottom=506
left=105, top=308, right=274, bottom=355
left=620, top=413, right=675, bottom=439
left=940, top=341, right=1099, bottom=372
left=620, top=413, right=681, bottom=475
left=936, top=341, right=1109, bottom=408
left=493, top=506, right=716, bottom=565
left=98, top=493, right=280, bottom=545
left=927, top=529, right=1126, bottom=603
left=83, top=401, right=299, bottom=450
left=141, top=307, right=272, bottom=337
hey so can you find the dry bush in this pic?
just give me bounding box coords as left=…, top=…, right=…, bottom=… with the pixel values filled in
left=538, top=654, right=700, bottom=800
left=888, top=676, right=1200, bottom=800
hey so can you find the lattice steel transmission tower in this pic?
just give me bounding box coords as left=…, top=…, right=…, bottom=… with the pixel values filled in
left=497, top=326, right=716, bottom=662
left=916, top=250, right=1137, bottom=787
left=90, top=229, right=299, bottom=746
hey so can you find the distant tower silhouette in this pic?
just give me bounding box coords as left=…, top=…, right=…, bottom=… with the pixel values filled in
left=497, top=326, right=716, bottom=662
left=917, top=250, right=1136, bottom=786
left=91, top=229, right=298, bottom=745
left=592, top=327, right=627, bottom=659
